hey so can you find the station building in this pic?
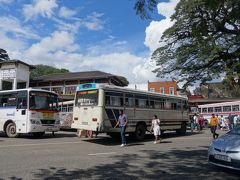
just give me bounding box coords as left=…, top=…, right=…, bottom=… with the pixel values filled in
left=30, top=71, right=128, bottom=100
left=0, top=59, right=128, bottom=100
left=0, top=60, right=34, bottom=90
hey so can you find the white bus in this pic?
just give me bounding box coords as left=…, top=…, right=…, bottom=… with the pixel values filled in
left=71, top=83, right=189, bottom=140
left=198, top=101, right=240, bottom=122
left=0, top=88, right=60, bottom=137
left=59, top=100, right=74, bottom=129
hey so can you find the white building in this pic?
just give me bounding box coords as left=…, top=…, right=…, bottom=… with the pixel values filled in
left=0, top=60, right=34, bottom=90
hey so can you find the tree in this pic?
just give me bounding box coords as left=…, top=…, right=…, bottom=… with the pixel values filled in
left=0, top=48, right=10, bottom=61
left=151, top=0, right=240, bottom=89
left=134, top=0, right=158, bottom=19
left=30, top=64, right=69, bottom=79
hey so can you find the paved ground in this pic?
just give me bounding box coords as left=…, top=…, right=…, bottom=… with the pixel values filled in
left=0, top=128, right=239, bottom=180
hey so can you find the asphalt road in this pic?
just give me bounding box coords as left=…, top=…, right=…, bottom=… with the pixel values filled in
left=0, top=129, right=239, bottom=180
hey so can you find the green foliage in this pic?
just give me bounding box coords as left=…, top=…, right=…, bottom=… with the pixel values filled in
left=0, top=48, right=10, bottom=61
left=152, top=0, right=240, bottom=89
left=117, top=76, right=129, bottom=86
left=134, top=0, right=157, bottom=19
left=30, top=64, right=69, bottom=79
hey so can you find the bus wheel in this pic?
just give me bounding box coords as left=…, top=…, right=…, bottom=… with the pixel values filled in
left=176, top=123, right=186, bottom=135
left=6, top=122, right=19, bottom=138
left=135, top=123, right=146, bottom=141
left=32, top=132, right=45, bottom=138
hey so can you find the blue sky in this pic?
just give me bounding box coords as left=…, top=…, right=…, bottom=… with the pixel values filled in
left=0, top=0, right=179, bottom=88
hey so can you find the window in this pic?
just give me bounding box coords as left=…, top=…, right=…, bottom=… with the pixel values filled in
left=223, top=106, right=231, bottom=112
left=214, top=107, right=222, bottom=112
left=160, top=87, right=165, bottom=94
left=105, top=92, right=123, bottom=107
left=135, top=95, right=148, bottom=108
left=198, top=108, right=201, bottom=113
left=202, top=108, right=207, bottom=113
left=232, top=105, right=239, bottom=112
left=149, top=88, right=155, bottom=92
left=0, top=93, right=17, bottom=107
left=65, top=86, right=76, bottom=95
left=208, top=107, right=213, bottom=113
left=169, top=87, right=174, bottom=95
left=125, top=94, right=134, bottom=107
left=165, top=100, right=171, bottom=109
left=76, top=90, right=98, bottom=106
left=52, top=87, right=63, bottom=94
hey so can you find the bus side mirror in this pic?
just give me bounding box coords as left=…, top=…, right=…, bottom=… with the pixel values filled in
left=22, top=110, right=26, bottom=115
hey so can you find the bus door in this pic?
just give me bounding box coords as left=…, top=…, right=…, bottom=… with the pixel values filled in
left=15, top=96, right=28, bottom=133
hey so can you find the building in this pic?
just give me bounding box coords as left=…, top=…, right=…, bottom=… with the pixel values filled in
left=148, top=81, right=177, bottom=95
left=0, top=60, right=34, bottom=90
left=30, top=71, right=128, bottom=100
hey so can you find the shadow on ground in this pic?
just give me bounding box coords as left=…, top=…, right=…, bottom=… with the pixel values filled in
left=27, top=147, right=239, bottom=180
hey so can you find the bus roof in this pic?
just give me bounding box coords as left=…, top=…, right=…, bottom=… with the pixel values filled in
left=198, top=101, right=240, bottom=108
left=0, top=88, right=58, bottom=95
left=77, top=83, right=187, bottom=100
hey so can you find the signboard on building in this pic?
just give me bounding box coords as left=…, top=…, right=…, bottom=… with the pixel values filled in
left=0, top=69, right=16, bottom=80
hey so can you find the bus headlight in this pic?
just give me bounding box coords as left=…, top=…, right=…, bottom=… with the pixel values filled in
left=55, top=120, right=60, bottom=124
left=30, top=119, right=36, bottom=124
left=36, top=120, right=41, bottom=125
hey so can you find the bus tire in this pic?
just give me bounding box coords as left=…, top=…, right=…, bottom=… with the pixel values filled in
left=135, top=123, right=146, bottom=141
left=176, top=122, right=186, bottom=135
left=32, top=132, right=45, bottom=138
left=6, top=122, right=19, bottom=138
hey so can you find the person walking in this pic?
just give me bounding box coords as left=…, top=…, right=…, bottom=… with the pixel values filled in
left=114, top=110, right=128, bottom=147
left=150, top=115, right=161, bottom=144
left=193, top=113, right=200, bottom=132
left=233, top=115, right=238, bottom=129
left=210, top=113, right=219, bottom=139
left=228, top=114, right=234, bottom=130
left=190, top=115, right=195, bottom=133
left=199, top=114, right=204, bottom=131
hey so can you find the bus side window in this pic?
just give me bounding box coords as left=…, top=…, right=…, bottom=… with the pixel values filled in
left=1, top=97, right=8, bottom=107
left=105, top=96, right=110, bottom=106
left=17, top=97, right=27, bottom=109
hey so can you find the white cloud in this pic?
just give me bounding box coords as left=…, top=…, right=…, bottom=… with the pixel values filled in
left=0, top=32, right=26, bottom=51
left=23, top=0, right=58, bottom=21
left=83, top=12, right=105, bottom=31
left=26, top=31, right=79, bottom=63
left=0, top=16, right=39, bottom=39
left=59, top=6, right=77, bottom=19
left=19, top=30, right=154, bottom=85
left=144, top=0, right=179, bottom=51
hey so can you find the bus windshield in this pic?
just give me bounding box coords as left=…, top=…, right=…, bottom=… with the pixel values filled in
left=29, top=91, right=58, bottom=110
left=75, top=90, right=98, bottom=106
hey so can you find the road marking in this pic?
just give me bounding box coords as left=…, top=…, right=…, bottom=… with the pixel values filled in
left=0, top=141, right=82, bottom=148
left=88, top=152, right=116, bottom=156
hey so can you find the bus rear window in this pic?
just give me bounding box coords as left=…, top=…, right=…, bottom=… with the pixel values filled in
left=76, top=90, right=98, bottom=106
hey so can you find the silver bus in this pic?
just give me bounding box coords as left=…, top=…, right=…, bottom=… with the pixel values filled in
left=71, top=83, right=188, bottom=140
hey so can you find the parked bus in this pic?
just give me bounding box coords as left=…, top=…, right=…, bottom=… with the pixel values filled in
left=198, top=101, right=240, bottom=122
left=0, top=88, right=60, bottom=137
left=59, top=100, right=74, bottom=129
left=71, top=83, right=189, bottom=140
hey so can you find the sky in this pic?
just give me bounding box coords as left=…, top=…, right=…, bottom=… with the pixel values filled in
left=0, top=0, right=179, bottom=89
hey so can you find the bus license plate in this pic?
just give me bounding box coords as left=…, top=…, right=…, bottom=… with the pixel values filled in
left=82, top=122, right=88, bottom=125
left=43, top=112, right=54, bottom=119
left=214, top=154, right=231, bottom=162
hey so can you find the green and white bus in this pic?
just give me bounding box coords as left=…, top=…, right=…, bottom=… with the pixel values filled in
left=71, top=83, right=188, bottom=140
